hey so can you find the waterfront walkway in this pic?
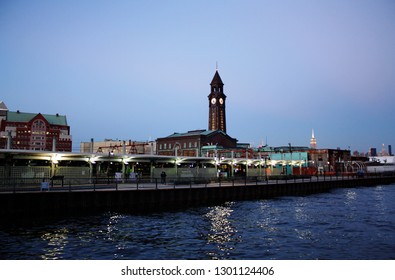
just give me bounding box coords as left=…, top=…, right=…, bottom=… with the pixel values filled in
left=0, top=174, right=381, bottom=194
left=2, top=174, right=395, bottom=219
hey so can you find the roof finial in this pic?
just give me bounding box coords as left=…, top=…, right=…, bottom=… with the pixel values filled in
left=216, top=61, right=218, bottom=71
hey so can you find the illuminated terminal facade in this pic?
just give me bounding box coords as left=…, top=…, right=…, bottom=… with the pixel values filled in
left=0, top=145, right=354, bottom=182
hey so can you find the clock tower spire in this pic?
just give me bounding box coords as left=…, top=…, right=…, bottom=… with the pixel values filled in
left=208, top=70, right=227, bottom=133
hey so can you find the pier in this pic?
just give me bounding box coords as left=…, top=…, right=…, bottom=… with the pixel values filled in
left=1, top=149, right=395, bottom=220
left=1, top=174, right=394, bottom=220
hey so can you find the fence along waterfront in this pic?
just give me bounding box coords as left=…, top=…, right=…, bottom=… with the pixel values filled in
left=1, top=173, right=395, bottom=220
left=1, top=172, right=395, bottom=193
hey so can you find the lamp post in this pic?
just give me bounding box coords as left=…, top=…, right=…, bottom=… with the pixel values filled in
left=264, top=155, right=268, bottom=181
left=288, top=143, right=292, bottom=176
left=107, top=150, right=114, bottom=183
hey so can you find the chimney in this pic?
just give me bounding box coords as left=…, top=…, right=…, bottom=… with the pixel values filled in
left=90, top=138, right=94, bottom=153
left=52, top=137, right=57, bottom=152
left=7, top=131, right=12, bottom=149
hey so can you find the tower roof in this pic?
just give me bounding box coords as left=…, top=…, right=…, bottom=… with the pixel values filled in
left=210, top=70, right=224, bottom=86
left=0, top=101, right=8, bottom=111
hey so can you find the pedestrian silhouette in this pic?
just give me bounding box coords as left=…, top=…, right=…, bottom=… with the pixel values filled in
left=160, top=171, right=167, bottom=184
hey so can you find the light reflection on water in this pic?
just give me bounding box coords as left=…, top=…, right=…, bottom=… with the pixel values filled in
left=40, top=227, right=69, bottom=260
left=204, top=202, right=241, bottom=259
left=1, top=184, right=395, bottom=260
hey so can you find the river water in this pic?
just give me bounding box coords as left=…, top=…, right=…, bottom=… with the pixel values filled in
left=1, top=184, right=395, bottom=260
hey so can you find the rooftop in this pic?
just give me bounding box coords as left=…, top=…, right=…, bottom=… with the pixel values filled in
left=166, top=129, right=218, bottom=138
left=0, top=101, right=8, bottom=111
left=210, top=70, right=224, bottom=86
left=7, top=111, right=68, bottom=126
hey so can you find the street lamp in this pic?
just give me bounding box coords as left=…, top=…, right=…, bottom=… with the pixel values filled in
left=288, top=143, right=292, bottom=176
left=107, top=150, right=114, bottom=181
left=264, top=155, right=269, bottom=181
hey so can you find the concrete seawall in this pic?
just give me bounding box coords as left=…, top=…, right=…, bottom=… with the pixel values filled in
left=1, top=176, right=395, bottom=220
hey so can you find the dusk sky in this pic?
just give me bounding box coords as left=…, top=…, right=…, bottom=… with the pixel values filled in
left=1, top=0, right=394, bottom=153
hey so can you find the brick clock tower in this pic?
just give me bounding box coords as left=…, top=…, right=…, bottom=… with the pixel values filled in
left=208, top=70, right=227, bottom=133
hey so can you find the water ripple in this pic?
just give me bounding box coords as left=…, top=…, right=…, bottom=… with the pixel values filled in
left=1, top=184, right=395, bottom=259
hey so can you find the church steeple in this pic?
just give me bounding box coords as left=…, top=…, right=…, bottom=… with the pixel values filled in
left=208, top=70, right=227, bottom=133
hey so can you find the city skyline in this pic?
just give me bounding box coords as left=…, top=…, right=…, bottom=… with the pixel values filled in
left=1, top=0, right=394, bottom=152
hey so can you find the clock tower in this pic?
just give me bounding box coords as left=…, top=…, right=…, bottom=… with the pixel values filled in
left=208, top=70, right=227, bottom=133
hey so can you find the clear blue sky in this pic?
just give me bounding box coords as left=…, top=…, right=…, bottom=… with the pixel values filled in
left=1, top=0, right=394, bottom=153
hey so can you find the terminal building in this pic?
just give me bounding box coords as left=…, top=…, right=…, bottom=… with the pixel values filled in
left=0, top=71, right=379, bottom=183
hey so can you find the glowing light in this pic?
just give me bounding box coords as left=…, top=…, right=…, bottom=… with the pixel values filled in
left=51, top=154, right=62, bottom=164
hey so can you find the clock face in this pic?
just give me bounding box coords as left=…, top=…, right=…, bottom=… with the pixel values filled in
left=219, top=98, right=224, bottom=104
left=211, top=98, right=216, bottom=104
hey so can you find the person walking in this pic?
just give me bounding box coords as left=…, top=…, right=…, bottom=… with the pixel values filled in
left=160, top=171, right=167, bottom=184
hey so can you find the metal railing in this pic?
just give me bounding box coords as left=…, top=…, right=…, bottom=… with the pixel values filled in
left=1, top=172, right=394, bottom=193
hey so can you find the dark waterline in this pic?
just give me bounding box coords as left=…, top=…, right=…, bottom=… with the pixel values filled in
left=1, top=184, right=395, bottom=260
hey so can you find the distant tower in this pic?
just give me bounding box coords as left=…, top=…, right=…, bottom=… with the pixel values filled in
left=380, top=144, right=389, bottom=156
left=310, top=129, right=317, bottom=149
left=369, top=147, right=377, bottom=157
left=208, top=69, right=227, bottom=133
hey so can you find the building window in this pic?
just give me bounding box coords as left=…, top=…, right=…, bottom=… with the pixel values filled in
left=30, top=119, right=47, bottom=150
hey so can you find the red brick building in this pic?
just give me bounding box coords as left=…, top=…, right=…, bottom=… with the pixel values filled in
left=0, top=102, right=72, bottom=151
left=157, top=129, right=237, bottom=157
